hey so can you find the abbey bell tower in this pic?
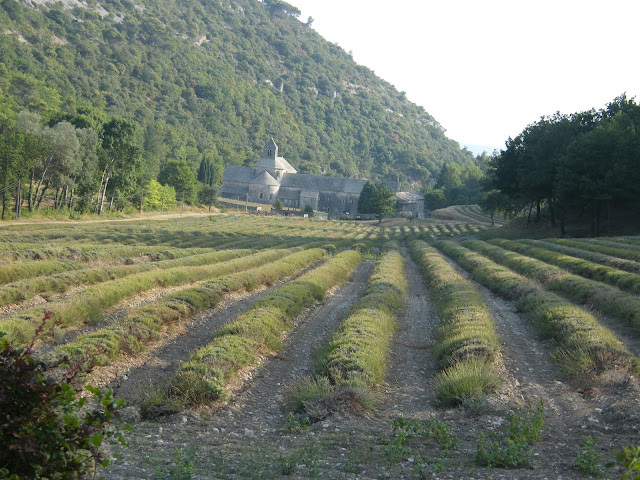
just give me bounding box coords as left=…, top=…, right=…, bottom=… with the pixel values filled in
left=263, top=137, right=278, bottom=161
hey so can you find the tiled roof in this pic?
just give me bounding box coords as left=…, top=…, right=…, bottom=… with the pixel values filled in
left=281, top=173, right=366, bottom=193
left=253, top=156, right=297, bottom=173
left=396, top=191, right=424, bottom=202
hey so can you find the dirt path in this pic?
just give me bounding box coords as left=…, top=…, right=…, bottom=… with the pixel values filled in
left=211, top=260, right=374, bottom=435
left=380, top=248, right=438, bottom=419
left=4, top=212, right=208, bottom=227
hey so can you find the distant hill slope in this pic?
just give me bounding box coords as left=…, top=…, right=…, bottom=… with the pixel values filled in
left=0, top=0, right=474, bottom=185
left=429, top=205, right=502, bottom=226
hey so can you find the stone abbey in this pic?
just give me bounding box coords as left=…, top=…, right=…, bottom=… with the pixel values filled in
left=221, top=138, right=424, bottom=216
left=220, top=138, right=367, bottom=214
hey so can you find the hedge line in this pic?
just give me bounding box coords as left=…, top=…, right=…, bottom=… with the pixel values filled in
left=521, top=239, right=640, bottom=274
left=464, top=239, right=640, bottom=335
left=0, top=244, right=209, bottom=263
left=320, top=249, right=406, bottom=385
left=546, top=239, right=640, bottom=263
left=436, top=240, right=638, bottom=378
left=489, top=239, right=640, bottom=295
left=1, top=248, right=305, bottom=346
left=0, top=249, right=251, bottom=308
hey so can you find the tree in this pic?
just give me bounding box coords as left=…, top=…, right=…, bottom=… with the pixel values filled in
left=97, top=118, right=140, bottom=214
left=197, top=152, right=223, bottom=188
left=143, top=180, right=177, bottom=210
left=0, top=124, right=24, bottom=220
left=158, top=159, right=198, bottom=205
left=198, top=185, right=217, bottom=212
left=357, top=181, right=396, bottom=221
left=273, top=198, right=284, bottom=210
left=423, top=187, right=447, bottom=212
left=478, top=189, right=508, bottom=226
left=303, top=203, right=313, bottom=213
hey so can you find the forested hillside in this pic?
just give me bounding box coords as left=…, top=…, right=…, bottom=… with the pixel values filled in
left=0, top=0, right=474, bottom=204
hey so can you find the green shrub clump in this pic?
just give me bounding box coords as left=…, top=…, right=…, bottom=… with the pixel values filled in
left=0, top=319, right=126, bottom=480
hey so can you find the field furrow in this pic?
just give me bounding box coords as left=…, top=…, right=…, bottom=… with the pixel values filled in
left=435, top=240, right=638, bottom=378
left=462, top=239, right=640, bottom=335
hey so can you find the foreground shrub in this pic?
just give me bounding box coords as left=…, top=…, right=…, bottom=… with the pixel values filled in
left=0, top=319, right=126, bottom=480
left=435, top=359, right=502, bottom=406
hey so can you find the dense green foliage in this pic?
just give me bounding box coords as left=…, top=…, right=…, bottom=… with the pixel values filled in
left=423, top=158, right=487, bottom=211
left=484, top=95, right=640, bottom=235
left=0, top=0, right=476, bottom=217
left=0, top=323, right=125, bottom=479
left=357, top=181, right=396, bottom=219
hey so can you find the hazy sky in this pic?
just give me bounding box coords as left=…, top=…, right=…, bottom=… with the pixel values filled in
left=288, top=0, right=640, bottom=151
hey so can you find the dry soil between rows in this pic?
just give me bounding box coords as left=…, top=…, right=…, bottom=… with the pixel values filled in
left=100, top=251, right=640, bottom=480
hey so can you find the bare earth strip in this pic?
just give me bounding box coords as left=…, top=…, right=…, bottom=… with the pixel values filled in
left=103, top=260, right=374, bottom=479
left=440, top=253, right=640, bottom=478
left=381, top=247, right=438, bottom=418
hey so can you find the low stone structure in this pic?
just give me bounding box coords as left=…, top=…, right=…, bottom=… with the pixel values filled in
left=396, top=191, right=425, bottom=218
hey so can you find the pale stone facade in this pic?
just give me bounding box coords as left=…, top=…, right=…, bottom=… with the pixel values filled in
left=220, top=139, right=367, bottom=214
left=221, top=138, right=424, bottom=216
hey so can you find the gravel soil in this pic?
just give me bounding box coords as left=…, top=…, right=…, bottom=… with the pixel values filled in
left=98, top=252, right=640, bottom=480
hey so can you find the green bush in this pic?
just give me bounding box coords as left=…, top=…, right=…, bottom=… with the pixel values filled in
left=0, top=319, right=126, bottom=480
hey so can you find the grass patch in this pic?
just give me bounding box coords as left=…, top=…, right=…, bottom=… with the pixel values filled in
left=476, top=402, right=545, bottom=469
